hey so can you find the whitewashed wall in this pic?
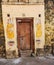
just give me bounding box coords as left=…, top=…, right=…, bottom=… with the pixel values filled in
left=2, top=4, right=45, bottom=54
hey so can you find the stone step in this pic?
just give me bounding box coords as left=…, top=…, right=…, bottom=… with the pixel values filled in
left=21, top=53, right=31, bottom=57
left=20, top=53, right=31, bottom=55
left=20, top=50, right=32, bottom=53
left=20, top=50, right=32, bottom=57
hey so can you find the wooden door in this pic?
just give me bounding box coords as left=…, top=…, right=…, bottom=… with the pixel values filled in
left=16, top=18, right=34, bottom=51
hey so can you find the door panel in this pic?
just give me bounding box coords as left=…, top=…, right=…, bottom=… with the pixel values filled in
left=16, top=18, right=34, bottom=52
left=17, top=22, right=31, bottom=50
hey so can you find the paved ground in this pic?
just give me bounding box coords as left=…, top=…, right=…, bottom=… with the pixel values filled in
left=0, top=56, right=54, bottom=65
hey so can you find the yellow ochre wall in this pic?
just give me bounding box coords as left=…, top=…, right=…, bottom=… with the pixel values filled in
left=2, top=4, right=45, bottom=55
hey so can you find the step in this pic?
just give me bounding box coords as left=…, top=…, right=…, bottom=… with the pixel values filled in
left=20, top=50, right=32, bottom=53
left=20, top=52, right=31, bottom=54
left=20, top=50, right=32, bottom=57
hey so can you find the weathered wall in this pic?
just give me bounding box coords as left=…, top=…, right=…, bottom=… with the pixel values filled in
left=2, top=4, right=45, bottom=55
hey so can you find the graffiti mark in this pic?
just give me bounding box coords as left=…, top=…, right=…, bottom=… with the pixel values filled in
left=6, top=18, right=14, bottom=39
left=36, top=19, right=42, bottom=38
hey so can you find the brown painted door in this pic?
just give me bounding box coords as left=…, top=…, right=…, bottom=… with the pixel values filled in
left=16, top=18, right=34, bottom=51
left=17, top=22, right=31, bottom=50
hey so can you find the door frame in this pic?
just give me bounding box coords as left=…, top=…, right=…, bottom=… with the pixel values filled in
left=16, top=17, right=35, bottom=52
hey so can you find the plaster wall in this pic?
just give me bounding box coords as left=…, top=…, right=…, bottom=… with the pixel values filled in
left=2, top=4, right=45, bottom=54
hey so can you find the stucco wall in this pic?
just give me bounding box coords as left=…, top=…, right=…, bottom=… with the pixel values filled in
left=2, top=4, right=45, bottom=54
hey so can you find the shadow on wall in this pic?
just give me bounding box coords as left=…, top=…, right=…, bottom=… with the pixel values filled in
left=0, top=22, right=6, bottom=58
left=0, top=0, right=6, bottom=58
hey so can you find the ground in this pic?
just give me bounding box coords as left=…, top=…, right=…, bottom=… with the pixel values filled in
left=0, top=56, right=54, bottom=65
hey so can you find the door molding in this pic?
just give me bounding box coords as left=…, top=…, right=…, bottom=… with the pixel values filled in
left=16, top=17, right=35, bottom=52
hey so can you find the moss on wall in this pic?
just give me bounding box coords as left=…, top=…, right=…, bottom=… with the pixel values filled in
left=45, top=0, right=54, bottom=45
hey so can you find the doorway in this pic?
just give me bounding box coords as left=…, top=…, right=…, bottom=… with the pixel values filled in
left=16, top=18, right=34, bottom=56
